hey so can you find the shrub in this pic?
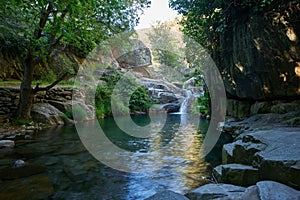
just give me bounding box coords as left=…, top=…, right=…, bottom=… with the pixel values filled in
left=64, top=104, right=88, bottom=121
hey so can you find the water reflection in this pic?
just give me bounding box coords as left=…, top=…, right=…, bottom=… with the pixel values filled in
left=0, top=114, right=222, bottom=200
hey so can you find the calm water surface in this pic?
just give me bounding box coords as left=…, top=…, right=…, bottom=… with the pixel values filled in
left=1, top=114, right=228, bottom=199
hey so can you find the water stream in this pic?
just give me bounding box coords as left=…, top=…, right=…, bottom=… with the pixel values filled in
left=179, top=89, right=193, bottom=114
left=0, top=114, right=230, bottom=199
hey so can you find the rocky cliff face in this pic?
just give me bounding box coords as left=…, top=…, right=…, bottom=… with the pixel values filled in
left=218, top=1, right=300, bottom=118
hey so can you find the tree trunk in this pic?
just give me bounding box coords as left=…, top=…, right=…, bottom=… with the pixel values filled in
left=17, top=56, right=35, bottom=119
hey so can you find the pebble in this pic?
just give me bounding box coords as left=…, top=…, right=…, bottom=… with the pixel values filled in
left=13, top=160, right=26, bottom=168
left=24, top=135, right=32, bottom=140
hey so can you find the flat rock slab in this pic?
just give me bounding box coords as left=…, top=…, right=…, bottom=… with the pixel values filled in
left=186, top=183, right=246, bottom=200
left=250, top=130, right=300, bottom=189
left=249, top=130, right=300, bottom=161
left=213, top=164, right=259, bottom=186
left=145, top=190, right=189, bottom=200
left=257, top=181, right=300, bottom=200
left=186, top=181, right=300, bottom=200
left=217, top=128, right=300, bottom=189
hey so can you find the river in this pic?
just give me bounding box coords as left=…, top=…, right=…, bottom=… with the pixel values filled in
left=0, top=114, right=231, bottom=199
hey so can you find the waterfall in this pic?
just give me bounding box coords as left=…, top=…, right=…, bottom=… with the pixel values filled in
left=179, top=89, right=192, bottom=114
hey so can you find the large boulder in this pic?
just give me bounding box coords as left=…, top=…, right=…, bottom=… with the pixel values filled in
left=158, top=92, right=179, bottom=103
left=138, top=78, right=182, bottom=95
left=114, top=39, right=152, bottom=69
left=162, top=103, right=180, bottom=113
left=31, top=103, right=64, bottom=125
left=138, top=77, right=183, bottom=105
left=47, top=100, right=72, bottom=113
left=216, top=128, right=300, bottom=189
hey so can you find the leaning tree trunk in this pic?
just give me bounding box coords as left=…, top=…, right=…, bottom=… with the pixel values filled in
left=17, top=56, right=35, bottom=119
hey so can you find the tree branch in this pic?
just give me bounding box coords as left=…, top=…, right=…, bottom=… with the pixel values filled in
left=33, top=72, right=70, bottom=93
left=34, top=2, right=53, bottom=39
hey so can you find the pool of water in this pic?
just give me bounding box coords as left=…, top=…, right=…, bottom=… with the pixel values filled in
left=0, top=114, right=229, bottom=199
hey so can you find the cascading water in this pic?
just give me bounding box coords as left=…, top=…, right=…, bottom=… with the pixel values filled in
left=178, top=77, right=203, bottom=114
left=179, top=89, right=192, bottom=114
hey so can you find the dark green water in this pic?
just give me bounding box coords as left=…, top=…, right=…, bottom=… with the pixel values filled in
left=0, top=114, right=229, bottom=199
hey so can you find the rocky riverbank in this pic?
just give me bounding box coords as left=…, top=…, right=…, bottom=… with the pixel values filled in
left=0, top=86, right=95, bottom=150
left=212, top=111, right=300, bottom=188
left=147, top=109, right=300, bottom=199
left=146, top=180, right=300, bottom=200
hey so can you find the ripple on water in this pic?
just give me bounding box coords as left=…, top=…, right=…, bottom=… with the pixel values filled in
left=0, top=114, right=223, bottom=199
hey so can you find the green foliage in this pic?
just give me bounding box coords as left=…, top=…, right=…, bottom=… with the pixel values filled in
left=129, top=87, right=152, bottom=112
left=170, top=0, right=276, bottom=53
left=95, top=72, right=152, bottom=117
left=195, top=91, right=211, bottom=114
left=40, top=70, right=57, bottom=83
left=189, top=71, right=211, bottom=114
left=146, top=21, right=187, bottom=82
left=60, top=113, right=69, bottom=121
left=14, top=118, right=31, bottom=126
left=0, top=0, right=150, bottom=57
left=147, top=22, right=181, bottom=67
left=0, top=0, right=150, bottom=118
left=0, top=0, right=151, bottom=82
left=64, top=104, right=87, bottom=121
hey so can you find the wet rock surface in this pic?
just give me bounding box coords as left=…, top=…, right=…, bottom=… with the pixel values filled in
left=0, top=140, right=15, bottom=148
left=213, top=164, right=259, bottom=187
left=0, top=163, right=45, bottom=180
left=184, top=181, right=300, bottom=200
left=216, top=112, right=300, bottom=190
left=186, top=183, right=246, bottom=200
left=145, top=190, right=189, bottom=200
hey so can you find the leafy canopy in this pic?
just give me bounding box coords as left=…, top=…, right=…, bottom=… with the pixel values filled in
left=169, top=0, right=275, bottom=50
left=0, top=0, right=150, bottom=58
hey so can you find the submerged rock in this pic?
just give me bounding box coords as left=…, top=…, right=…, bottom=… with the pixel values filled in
left=0, top=163, right=45, bottom=180
left=0, top=140, right=15, bottom=148
left=13, top=160, right=26, bottom=168
left=0, top=174, right=54, bottom=200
